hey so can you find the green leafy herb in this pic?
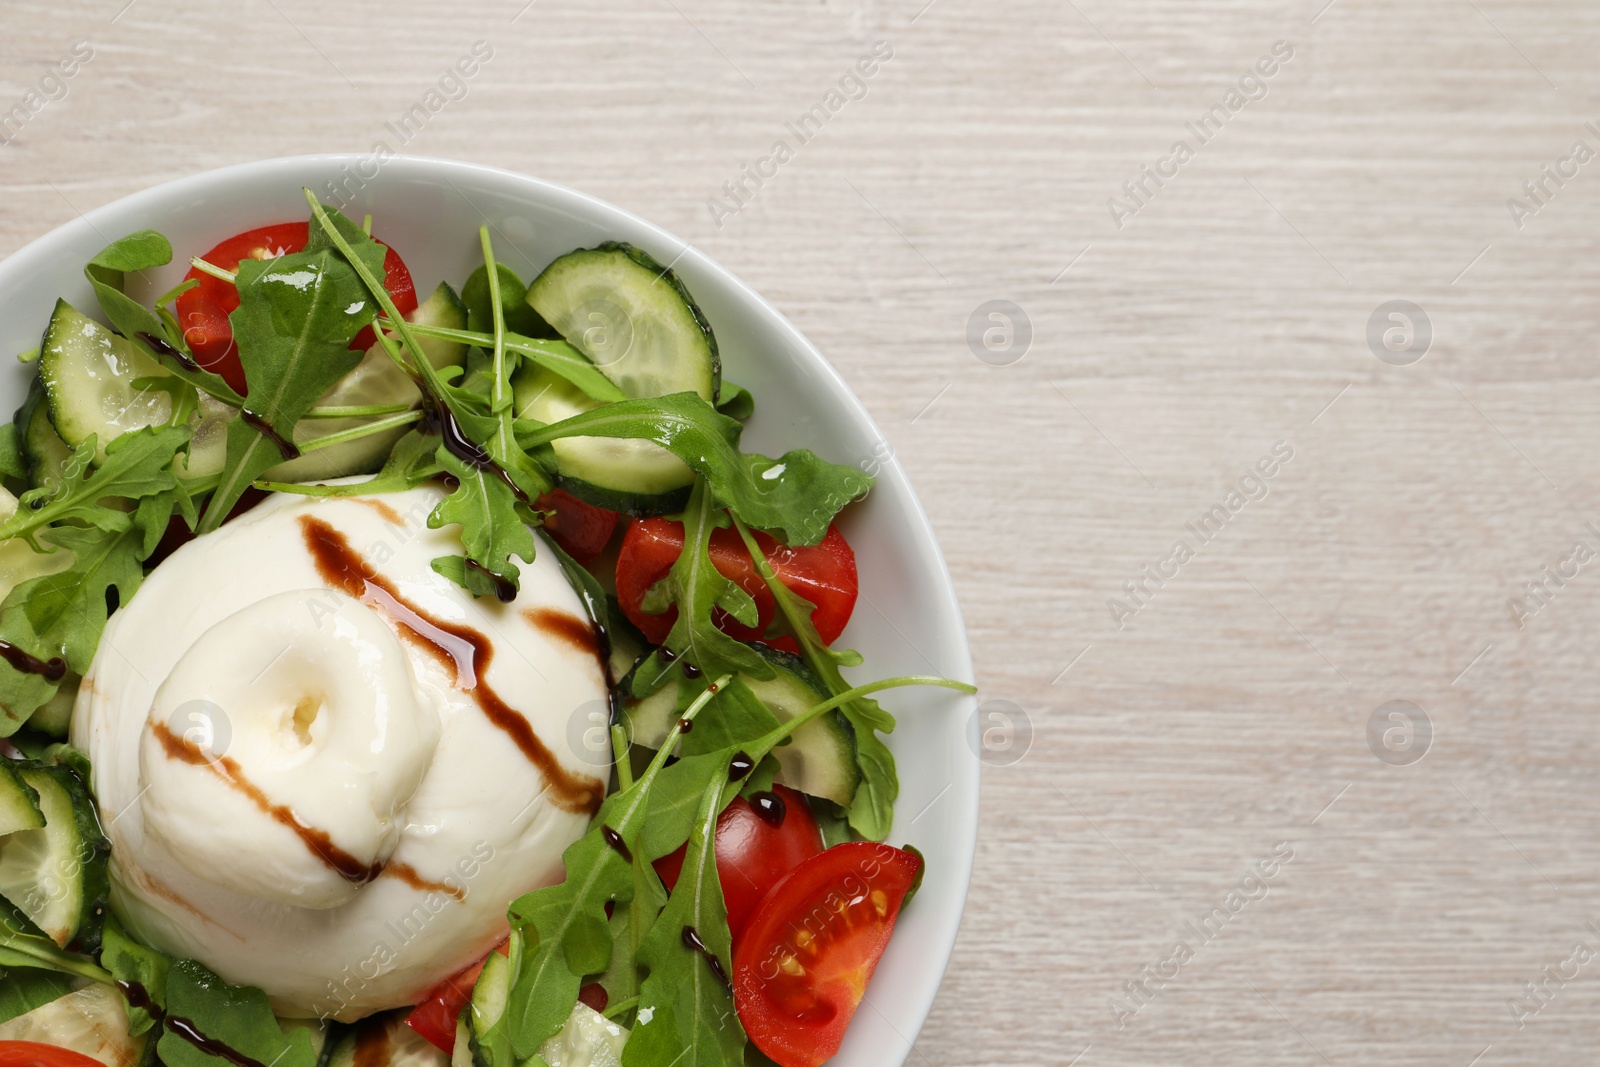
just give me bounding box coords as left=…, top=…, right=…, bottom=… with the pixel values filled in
left=730, top=515, right=902, bottom=841
left=502, top=674, right=968, bottom=1064
left=101, top=916, right=170, bottom=1035
left=158, top=959, right=317, bottom=1067
left=1, top=427, right=189, bottom=545
left=199, top=209, right=382, bottom=532
left=0, top=429, right=188, bottom=727
left=504, top=678, right=733, bottom=1056
left=622, top=772, right=743, bottom=1067
left=0, top=967, right=72, bottom=1025
left=462, top=262, right=551, bottom=338
left=258, top=427, right=442, bottom=498
left=83, top=232, right=243, bottom=406
left=382, top=317, right=624, bottom=405
left=630, top=479, right=770, bottom=696
left=714, top=383, right=753, bottom=421
left=516, top=393, right=870, bottom=547
left=597, top=849, right=667, bottom=1023
left=0, top=901, right=108, bottom=984
left=428, top=449, right=541, bottom=598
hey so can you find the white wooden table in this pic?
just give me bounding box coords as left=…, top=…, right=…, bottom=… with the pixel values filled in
left=6, top=1, right=1600, bottom=1062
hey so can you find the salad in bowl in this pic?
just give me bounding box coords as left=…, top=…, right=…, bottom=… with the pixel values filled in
left=0, top=170, right=973, bottom=1067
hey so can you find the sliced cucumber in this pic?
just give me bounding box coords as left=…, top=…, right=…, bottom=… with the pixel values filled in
left=525, top=242, right=718, bottom=402
left=265, top=282, right=468, bottom=483
left=38, top=300, right=174, bottom=465
left=19, top=384, right=73, bottom=494
left=0, top=761, right=44, bottom=835
left=324, top=1013, right=440, bottom=1067
left=0, top=981, right=143, bottom=1067
left=178, top=392, right=232, bottom=481
left=512, top=364, right=693, bottom=516
left=467, top=950, right=513, bottom=1067
left=407, top=281, right=472, bottom=371
left=0, top=763, right=111, bottom=949
left=620, top=647, right=860, bottom=806
left=536, top=1004, right=626, bottom=1067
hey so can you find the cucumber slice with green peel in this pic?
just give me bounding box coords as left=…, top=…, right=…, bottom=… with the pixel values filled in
left=620, top=646, right=861, bottom=806
left=0, top=980, right=143, bottom=1067
left=745, top=647, right=861, bottom=808
left=0, top=761, right=44, bottom=835
left=406, top=281, right=472, bottom=372
left=19, top=384, right=73, bottom=494
left=265, top=281, right=469, bottom=483
left=0, top=763, right=111, bottom=950
left=512, top=364, right=693, bottom=516
left=178, top=392, right=232, bottom=480
left=467, top=950, right=513, bottom=1067
left=38, top=300, right=176, bottom=465
left=525, top=242, right=718, bottom=403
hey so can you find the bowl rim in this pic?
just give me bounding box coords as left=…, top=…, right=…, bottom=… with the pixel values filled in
left=0, top=153, right=978, bottom=1062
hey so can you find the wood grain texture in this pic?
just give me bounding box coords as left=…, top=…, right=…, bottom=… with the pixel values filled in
left=5, top=0, right=1600, bottom=1062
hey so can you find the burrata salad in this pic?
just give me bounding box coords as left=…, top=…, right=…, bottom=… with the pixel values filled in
left=0, top=192, right=970, bottom=1067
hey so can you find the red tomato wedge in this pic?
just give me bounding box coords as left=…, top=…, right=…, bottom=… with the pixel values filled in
left=535, top=489, right=620, bottom=566
left=405, top=939, right=508, bottom=1053
left=733, top=842, right=922, bottom=1067
left=615, top=519, right=857, bottom=648
left=174, top=221, right=417, bottom=396
left=0, top=1043, right=107, bottom=1067
left=654, top=784, right=823, bottom=940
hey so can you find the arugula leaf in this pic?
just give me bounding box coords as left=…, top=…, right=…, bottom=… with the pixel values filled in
left=730, top=516, right=899, bottom=841
left=0, top=901, right=109, bottom=984
left=504, top=680, right=734, bottom=1056
left=516, top=393, right=870, bottom=547
left=623, top=773, right=744, bottom=1067
left=101, top=916, right=170, bottom=1036
left=1, top=427, right=190, bottom=545
left=386, top=314, right=625, bottom=404
left=258, top=427, right=443, bottom=498
left=158, top=959, right=317, bottom=1067
left=598, top=851, right=667, bottom=1019
left=630, top=480, right=770, bottom=696
left=83, top=232, right=244, bottom=406
left=305, top=200, right=555, bottom=595
left=715, top=383, right=753, bottom=421
left=503, top=675, right=967, bottom=1060
left=199, top=226, right=377, bottom=532
left=428, top=449, right=541, bottom=599
left=677, top=680, right=780, bottom=758
left=462, top=262, right=551, bottom=338
left=0, top=967, right=73, bottom=1025
left=0, top=432, right=187, bottom=728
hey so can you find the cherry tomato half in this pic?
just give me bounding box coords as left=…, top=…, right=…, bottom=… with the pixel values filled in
left=0, top=1043, right=108, bottom=1067
left=405, top=939, right=508, bottom=1054
left=732, top=842, right=922, bottom=1067
left=654, top=784, right=823, bottom=941
left=615, top=519, right=857, bottom=648
left=174, top=221, right=417, bottom=396
left=536, top=489, right=620, bottom=566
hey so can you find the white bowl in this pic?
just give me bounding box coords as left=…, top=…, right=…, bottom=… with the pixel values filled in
left=0, top=155, right=977, bottom=1066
